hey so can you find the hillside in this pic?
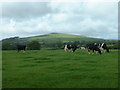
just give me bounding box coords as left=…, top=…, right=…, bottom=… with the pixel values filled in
left=22, top=33, right=105, bottom=43
left=26, top=33, right=89, bottom=39
left=25, top=33, right=98, bottom=39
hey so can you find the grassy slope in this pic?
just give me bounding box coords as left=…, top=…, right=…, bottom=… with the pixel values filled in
left=22, top=33, right=104, bottom=43
left=26, top=33, right=88, bottom=39
left=2, top=49, right=118, bottom=88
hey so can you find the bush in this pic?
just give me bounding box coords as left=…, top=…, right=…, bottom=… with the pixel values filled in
left=2, top=42, right=17, bottom=50
left=27, top=41, right=41, bottom=50
left=108, top=44, right=119, bottom=49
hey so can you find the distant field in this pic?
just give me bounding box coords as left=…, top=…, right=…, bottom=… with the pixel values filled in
left=2, top=49, right=118, bottom=88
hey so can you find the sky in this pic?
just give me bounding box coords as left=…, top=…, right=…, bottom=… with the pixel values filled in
left=0, top=0, right=118, bottom=40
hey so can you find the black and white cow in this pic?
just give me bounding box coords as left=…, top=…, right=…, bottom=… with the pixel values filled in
left=98, top=43, right=109, bottom=53
left=64, top=44, right=77, bottom=52
left=86, top=43, right=102, bottom=54
left=17, top=45, right=26, bottom=52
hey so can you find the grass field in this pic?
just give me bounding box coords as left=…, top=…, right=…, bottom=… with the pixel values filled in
left=2, top=49, right=118, bottom=88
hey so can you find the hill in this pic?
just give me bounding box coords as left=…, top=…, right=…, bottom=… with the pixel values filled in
left=1, top=33, right=118, bottom=50
left=22, top=33, right=105, bottom=43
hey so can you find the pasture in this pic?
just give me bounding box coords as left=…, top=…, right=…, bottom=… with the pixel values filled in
left=2, top=49, right=118, bottom=88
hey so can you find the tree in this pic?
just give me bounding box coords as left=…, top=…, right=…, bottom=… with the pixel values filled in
left=56, top=41, right=63, bottom=49
left=2, top=42, right=11, bottom=50
left=27, top=41, right=41, bottom=50
left=73, top=41, right=80, bottom=46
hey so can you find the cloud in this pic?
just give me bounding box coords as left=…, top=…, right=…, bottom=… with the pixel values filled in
left=2, top=2, right=51, bottom=19
left=1, top=1, right=118, bottom=40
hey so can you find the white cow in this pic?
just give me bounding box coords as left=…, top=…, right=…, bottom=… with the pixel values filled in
left=80, top=47, right=86, bottom=50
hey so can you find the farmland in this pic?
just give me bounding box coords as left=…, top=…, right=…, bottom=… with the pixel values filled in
left=2, top=49, right=118, bottom=88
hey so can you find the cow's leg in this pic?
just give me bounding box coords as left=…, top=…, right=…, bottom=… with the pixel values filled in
left=100, top=48, right=105, bottom=53
left=92, top=50, right=94, bottom=54
left=72, top=48, right=76, bottom=52
left=101, top=49, right=105, bottom=53
left=95, top=51, right=98, bottom=54
left=64, top=48, right=67, bottom=52
left=106, top=48, right=109, bottom=53
left=71, top=48, right=74, bottom=52
left=98, top=49, right=102, bottom=54
left=102, top=48, right=104, bottom=53
left=88, top=49, right=91, bottom=54
left=70, top=48, right=72, bottom=52
left=64, top=48, right=66, bottom=52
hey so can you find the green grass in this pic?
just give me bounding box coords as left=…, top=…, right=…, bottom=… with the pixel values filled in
left=2, top=49, right=118, bottom=88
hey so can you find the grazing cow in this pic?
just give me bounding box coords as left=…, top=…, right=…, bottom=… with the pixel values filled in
left=80, top=47, right=86, bottom=50
left=86, top=43, right=102, bottom=54
left=99, top=43, right=109, bottom=53
left=17, top=45, right=26, bottom=52
left=64, top=44, right=77, bottom=52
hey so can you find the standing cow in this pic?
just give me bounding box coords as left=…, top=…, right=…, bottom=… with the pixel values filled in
left=86, top=43, right=102, bottom=54
left=17, top=45, right=26, bottom=52
left=64, top=44, right=77, bottom=52
left=99, top=43, right=109, bottom=53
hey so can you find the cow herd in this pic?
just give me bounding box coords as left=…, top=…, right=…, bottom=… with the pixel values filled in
left=17, top=42, right=109, bottom=54
left=64, top=43, right=109, bottom=54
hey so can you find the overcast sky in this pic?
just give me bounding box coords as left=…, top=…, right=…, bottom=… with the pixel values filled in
left=0, top=1, right=118, bottom=40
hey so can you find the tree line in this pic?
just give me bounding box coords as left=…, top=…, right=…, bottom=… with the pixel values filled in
left=1, top=37, right=119, bottom=50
